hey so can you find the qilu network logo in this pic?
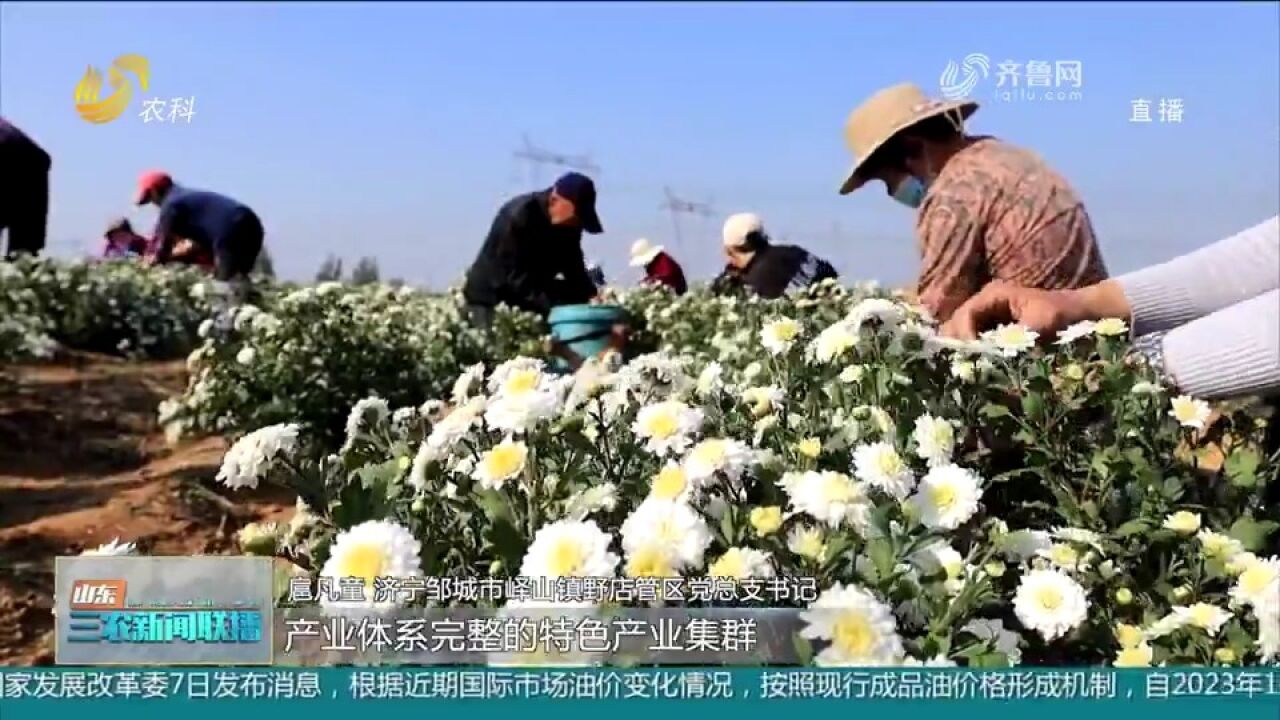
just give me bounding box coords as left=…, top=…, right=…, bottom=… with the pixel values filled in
left=939, top=53, right=991, bottom=101
left=74, top=54, right=151, bottom=124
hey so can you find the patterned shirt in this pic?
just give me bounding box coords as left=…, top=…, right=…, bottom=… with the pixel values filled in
left=914, top=137, right=1109, bottom=321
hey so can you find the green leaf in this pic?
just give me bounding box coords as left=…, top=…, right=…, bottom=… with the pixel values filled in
left=1021, top=393, right=1045, bottom=421
left=1114, top=519, right=1152, bottom=538
left=1225, top=448, right=1261, bottom=488
left=970, top=652, right=1011, bottom=668
left=867, top=539, right=896, bottom=579
left=981, top=403, right=1011, bottom=419
left=1228, top=516, right=1280, bottom=553
left=476, top=490, right=514, bottom=525
left=484, top=517, right=527, bottom=572
left=719, top=508, right=737, bottom=545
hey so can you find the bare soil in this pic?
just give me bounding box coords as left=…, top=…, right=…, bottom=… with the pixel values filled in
left=0, top=354, right=295, bottom=666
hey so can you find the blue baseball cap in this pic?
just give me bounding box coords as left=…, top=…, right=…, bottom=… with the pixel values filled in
left=552, top=172, right=603, bottom=234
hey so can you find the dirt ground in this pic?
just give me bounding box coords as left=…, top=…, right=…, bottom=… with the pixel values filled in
left=0, top=354, right=296, bottom=666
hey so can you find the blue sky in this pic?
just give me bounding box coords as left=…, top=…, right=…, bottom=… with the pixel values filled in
left=2, top=1, right=1277, bottom=288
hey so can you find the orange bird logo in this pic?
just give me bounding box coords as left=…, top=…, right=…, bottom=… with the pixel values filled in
left=74, top=54, right=150, bottom=124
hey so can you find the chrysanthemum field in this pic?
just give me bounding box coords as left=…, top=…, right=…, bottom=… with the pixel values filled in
left=4, top=260, right=1278, bottom=667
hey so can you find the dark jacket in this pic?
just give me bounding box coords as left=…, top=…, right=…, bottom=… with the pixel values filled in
left=0, top=118, right=51, bottom=173
left=152, top=186, right=258, bottom=261
left=712, top=243, right=837, bottom=299
left=644, top=252, right=688, bottom=295
left=463, top=190, right=596, bottom=316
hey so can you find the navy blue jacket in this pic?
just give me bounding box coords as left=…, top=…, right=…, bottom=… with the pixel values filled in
left=0, top=118, right=51, bottom=172
left=462, top=190, right=596, bottom=316
left=152, top=186, right=256, bottom=260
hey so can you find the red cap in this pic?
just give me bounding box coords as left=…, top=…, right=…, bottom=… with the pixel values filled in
left=135, top=170, right=172, bottom=205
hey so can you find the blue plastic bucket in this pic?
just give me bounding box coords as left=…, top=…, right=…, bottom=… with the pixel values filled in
left=547, top=304, right=627, bottom=371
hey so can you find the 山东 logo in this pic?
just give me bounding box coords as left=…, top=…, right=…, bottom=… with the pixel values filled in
left=74, top=54, right=150, bottom=124
left=68, top=579, right=128, bottom=609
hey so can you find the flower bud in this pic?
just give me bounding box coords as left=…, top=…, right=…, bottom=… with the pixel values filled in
left=1115, top=588, right=1133, bottom=605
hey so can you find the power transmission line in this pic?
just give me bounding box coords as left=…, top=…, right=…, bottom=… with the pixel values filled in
left=659, top=186, right=714, bottom=249
left=512, top=134, right=600, bottom=186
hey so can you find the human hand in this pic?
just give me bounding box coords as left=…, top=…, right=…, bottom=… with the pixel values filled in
left=940, top=281, right=1085, bottom=341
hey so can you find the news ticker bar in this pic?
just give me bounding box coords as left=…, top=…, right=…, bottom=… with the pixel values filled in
left=3, top=668, right=1280, bottom=708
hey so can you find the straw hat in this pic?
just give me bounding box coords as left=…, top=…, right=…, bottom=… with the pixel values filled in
left=629, top=238, right=664, bottom=267
left=722, top=212, right=764, bottom=248
left=838, top=82, right=979, bottom=195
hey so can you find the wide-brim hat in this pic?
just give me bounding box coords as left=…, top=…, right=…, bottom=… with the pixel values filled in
left=629, top=239, right=664, bottom=267
left=838, top=82, right=979, bottom=195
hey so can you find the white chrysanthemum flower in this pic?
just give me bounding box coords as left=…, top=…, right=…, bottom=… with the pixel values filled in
left=1013, top=568, right=1089, bottom=642
left=1171, top=603, right=1233, bottom=636
left=742, top=385, right=786, bottom=418
left=319, top=519, right=422, bottom=617
left=1038, top=543, right=1088, bottom=573
left=1197, top=530, right=1245, bottom=563
left=519, top=520, right=619, bottom=579
left=760, top=318, right=802, bottom=355
left=950, top=358, right=977, bottom=382
left=1093, top=317, right=1128, bottom=336
left=1230, top=555, right=1280, bottom=609
left=81, top=538, right=137, bottom=556
left=781, top=470, right=872, bottom=530
left=235, top=346, right=256, bottom=365
left=787, top=525, right=829, bottom=563
left=342, top=396, right=389, bottom=452
left=632, top=400, right=704, bottom=456
left=487, top=357, right=547, bottom=395
left=472, top=438, right=529, bottom=491
left=217, top=423, right=301, bottom=489
left=621, top=498, right=712, bottom=573
left=962, top=618, right=1023, bottom=665
left=708, top=547, right=774, bottom=579
left=1130, top=381, right=1163, bottom=395
left=287, top=497, right=318, bottom=540
left=998, top=529, right=1054, bottom=563
left=1114, top=642, right=1154, bottom=668
left=852, top=442, right=916, bottom=501
left=847, top=298, right=906, bottom=330
left=683, top=438, right=754, bottom=483
left=983, top=323, right=1039, bottom=358
left=695, top=362, right=725, bottom=397
left=451, top=363, right=486, bottom=403
left=799, top=583, right=905, bottom=666
left=859, top=405, right=897, bottom=438
left=484, top=388, right=561, bottom=434
left=911, top=414, right=956, bottom=467
left=1050, top=527, right=1105, bottom=550
left=563, top=483, right=619, bottom=521
left=1169, top=395, right=1212, bottom=430
left=809, top=320, right=860, bottom=364
left=1054, top=320, right=1097, bottom=345
left=1163, top=510, right=1202, bottom=534
left=913, top=542, right=967, bottom=595
left=908, top=464, right=982, bottom=531
left=648, top=462, right=699, bottom=504
left=420, top=396, right=485, bottom=466
left=838, top=364, right=866, bottom=384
